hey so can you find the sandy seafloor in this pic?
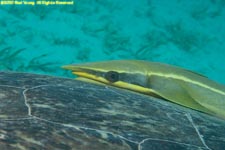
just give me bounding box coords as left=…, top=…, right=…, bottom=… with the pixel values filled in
left=0, top=0, right=225, bottom=84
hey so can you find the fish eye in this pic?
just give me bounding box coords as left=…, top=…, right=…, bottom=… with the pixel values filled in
left=105, top=71, right=119, bottom=83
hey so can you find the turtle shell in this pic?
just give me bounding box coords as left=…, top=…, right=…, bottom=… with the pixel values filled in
left=0, top=72, right=224, bottom=150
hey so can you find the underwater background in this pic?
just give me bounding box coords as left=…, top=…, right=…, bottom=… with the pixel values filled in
left=0, top=0, right=225, bottom=84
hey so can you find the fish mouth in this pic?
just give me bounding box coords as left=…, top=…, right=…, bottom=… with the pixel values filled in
left=62, top=65, right=80, bottom=71
left=62, top=65, right=108, bottom=83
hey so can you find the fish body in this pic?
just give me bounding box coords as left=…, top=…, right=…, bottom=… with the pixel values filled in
left=63, top=60, right=225, bottom=119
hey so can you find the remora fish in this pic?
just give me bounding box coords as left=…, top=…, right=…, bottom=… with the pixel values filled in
left=63, top=60, right=225, bottom=119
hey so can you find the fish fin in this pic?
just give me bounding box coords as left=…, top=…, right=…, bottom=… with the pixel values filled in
left=181, top=81, right=225, bottom=119
left=148, top=75, right=213, bottom=115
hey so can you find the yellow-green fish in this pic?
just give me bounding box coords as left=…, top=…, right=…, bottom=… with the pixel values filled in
left=63, top=60, right=225, bottom=119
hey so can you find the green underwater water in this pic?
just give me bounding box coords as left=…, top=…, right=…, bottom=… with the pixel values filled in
left=0, top=0, right=225, bottom=84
